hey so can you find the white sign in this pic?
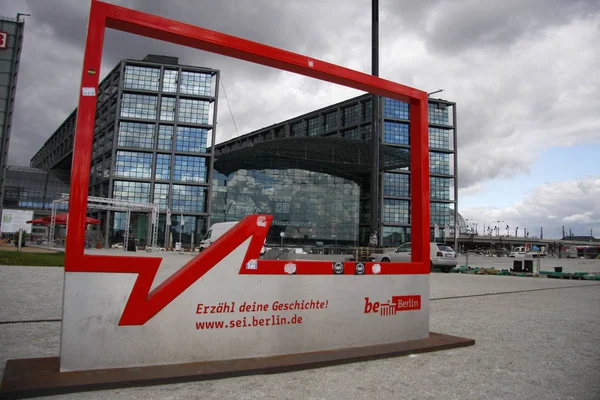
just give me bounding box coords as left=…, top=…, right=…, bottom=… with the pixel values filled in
left=81, top=87, right=96, bottom=96
left=275, top=203, right=289, bottom=213
left=59, top=215, right=430, bottom=372
left=1, top=209, right=34, bottom=234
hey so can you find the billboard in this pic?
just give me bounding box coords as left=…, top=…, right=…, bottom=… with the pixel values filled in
left=1, top=209, right=33, bottom=233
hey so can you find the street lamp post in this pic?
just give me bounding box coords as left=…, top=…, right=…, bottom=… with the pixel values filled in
left=493, top=220, right=504, bottom=237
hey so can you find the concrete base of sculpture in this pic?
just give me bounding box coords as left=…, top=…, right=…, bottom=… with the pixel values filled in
left=0, top=332, right=474, bottom=399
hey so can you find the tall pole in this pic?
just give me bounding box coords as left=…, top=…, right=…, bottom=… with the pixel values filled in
left=369, top=0, right=380, bottom=246
left=494, top=220, right=504, bottom=237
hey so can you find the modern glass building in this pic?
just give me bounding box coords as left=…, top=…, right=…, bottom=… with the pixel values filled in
left=20, top=54, right=456, bottom=249
left=211, top=95, right=456, bottom=248
left=29, top=55, right=219, bottom=247
left=0, top=15, right=26, bottom=232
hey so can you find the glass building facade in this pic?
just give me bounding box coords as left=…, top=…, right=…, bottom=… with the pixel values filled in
left=212, top=169, right=360, bottom=246
left=24, top=55, right=456, bottom=250
left=28, top=55, right=219, bottom=247
left=0, top=16, right=26, bottom=228
left=2, top=166, right=70, bottom=211
left=213, top=94, right=457, bottom=248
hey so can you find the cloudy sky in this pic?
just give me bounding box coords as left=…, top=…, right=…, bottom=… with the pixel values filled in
left=1, top=0, right=599, bottom=239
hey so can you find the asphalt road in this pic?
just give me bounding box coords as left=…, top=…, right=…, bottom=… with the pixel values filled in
left=1, top=264, right=599, bottom=400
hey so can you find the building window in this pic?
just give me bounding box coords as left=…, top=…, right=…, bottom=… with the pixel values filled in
left=383, top=121, right=409, bottom=145
left=117, top=121, right=154, bottom=149
left=114, top=151, right=152, bottom=179
left=291, top=121, right=306, bottom=137
left=363, top=100, right=372, bottom=121
left=307, top=117, right=321, bottom=136
left=361, top=124, right=371, bottom=140
left=382, top=226, right=411, bottom=247
left=173, top=155, right=207, bottom=183
left=383, top=199, right=410, bottom=224
left=384, top=173, right=409, bottom=197
left=113, top=180, right=151, bottom=203
left=163, top=69, right=178, bottom=93
left=177, top=98, right=210, bottom=125
left=153, top=183, right=169, bottom=209
left=428, top=103, right=449, bottom=125
left=430, top=152, right=450, bottom=174
left=324, top=111, right=338, bottom=132
left=343, top=104, right=359, bottom=126
left=171, top=184, right=206, bottom=212
left=176, top=126, right=208, bottom=153
left=430, top=176, right=451, bottom=200
left=160, top=97, right=176, bottom=121
left=343, top=128, right=360, bottom=140
left=383, top=98, right=409, bottom=120
left=431, top=202, right=451, bottom=226
left=120, top=93, right=157, bottom=120
left=179, top=71, right=212, bottom=96
left=157, top=125, right=173, bottom=150
left=123, top=65, right=160, bottom=91
left=155, top=154, right=171, bottom=180
left=429, top=127, right=451, bottom=150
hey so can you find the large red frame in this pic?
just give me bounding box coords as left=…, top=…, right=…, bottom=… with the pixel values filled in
left=65, top=0, right=430, bottom=324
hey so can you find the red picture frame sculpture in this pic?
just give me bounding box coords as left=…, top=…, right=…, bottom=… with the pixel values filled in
left=0, top=3, right=478, bottom=396
left=66, top=0, right=430, bottom=275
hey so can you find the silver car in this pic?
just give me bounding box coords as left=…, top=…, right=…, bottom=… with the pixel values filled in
left=371, top=242, right=458, bottom=273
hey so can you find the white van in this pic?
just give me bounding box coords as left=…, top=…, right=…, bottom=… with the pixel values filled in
left=197, top=221, right=239, bottom=251
left=195, top=221, right=266, bottom=255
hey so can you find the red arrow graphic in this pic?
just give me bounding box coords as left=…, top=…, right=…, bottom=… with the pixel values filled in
left=68, top=214, right=271, bottom=325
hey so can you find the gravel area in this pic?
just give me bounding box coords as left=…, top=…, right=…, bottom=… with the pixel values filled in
left=1, top=264, right=599, bottom=399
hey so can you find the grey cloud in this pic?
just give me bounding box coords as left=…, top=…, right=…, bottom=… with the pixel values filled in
left=461, top=176, right=600, bottom=239
left=3, top=0, right=600, bottom=206
left=384, top=0, right=599, bottom=54
left=6, top=0, right=358, bottom=164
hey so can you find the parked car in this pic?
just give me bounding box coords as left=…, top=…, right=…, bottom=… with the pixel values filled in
left=563, top=245, right=580, bottom=259
left=370, top=242, right=457, bottom=273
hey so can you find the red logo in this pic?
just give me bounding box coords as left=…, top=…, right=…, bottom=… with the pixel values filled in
left=0, top=31, right=7, bottom=49
left=364, top=295, right=421, bottom=315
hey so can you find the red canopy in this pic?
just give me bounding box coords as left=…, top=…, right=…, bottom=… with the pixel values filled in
left=26, top=218, right=50, bottom=225
left=26, top=213, right=101, bottom=225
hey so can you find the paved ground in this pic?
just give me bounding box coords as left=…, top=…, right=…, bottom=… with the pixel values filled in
left=1, top=262, right=599, bottom=399
left=457, top=254, right=600, bottom=274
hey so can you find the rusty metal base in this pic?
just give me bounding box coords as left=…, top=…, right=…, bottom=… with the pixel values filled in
left=1, top=332, right=474, bottom=399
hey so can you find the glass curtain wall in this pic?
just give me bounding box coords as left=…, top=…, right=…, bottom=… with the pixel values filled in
left=211, top=169, right=360, bottom=247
